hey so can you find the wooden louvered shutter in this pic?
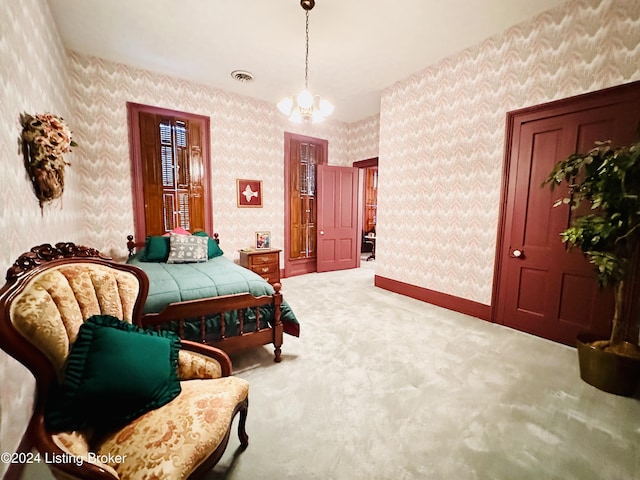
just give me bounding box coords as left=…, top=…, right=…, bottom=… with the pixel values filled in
left=159, top=118, right=178, bottom=232
left=187, top=120, right=206, bottom=232
left=138, top=114, right=206, bottom=236
left=140, top=112, right=165, bottom=236
left=173, top=119, right=190, bottom=231
left=290, top=138, right=302, bottom=259
left=289, top=139, right=319, bottom=259
left=301, top=142, right=318, bottom=257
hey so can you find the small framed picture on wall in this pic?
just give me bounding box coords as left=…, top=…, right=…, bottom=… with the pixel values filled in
left=237, top=179, right=263, bottom=207
left=255, top=231, right=271, bottom=250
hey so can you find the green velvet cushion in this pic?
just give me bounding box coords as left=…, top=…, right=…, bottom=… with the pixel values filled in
left=193, top=231, right=224, bottom=258
left=140, top=236, right=171, bottom=262
left=45, top=315, right=181, bottom=432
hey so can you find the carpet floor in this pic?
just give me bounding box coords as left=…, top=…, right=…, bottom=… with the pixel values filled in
left=21, top=262, right=640, bottom=480
left=204, top=263, right=640, bottom=480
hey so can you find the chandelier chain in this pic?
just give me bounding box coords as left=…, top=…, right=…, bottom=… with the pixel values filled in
left=277, top=0, right=333, bottom=123
left=304, top=10, right=309, bottom=89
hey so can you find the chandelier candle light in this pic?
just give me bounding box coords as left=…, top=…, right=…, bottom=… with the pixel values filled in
left=277, top=0, right=334, bottom=123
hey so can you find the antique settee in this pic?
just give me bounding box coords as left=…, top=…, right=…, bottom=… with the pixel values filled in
left=0, top=243, right=249, bottom=479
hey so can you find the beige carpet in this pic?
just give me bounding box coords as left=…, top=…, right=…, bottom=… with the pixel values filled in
left=20, top=262, right=640, bottom=480
left=208, top=262, right=639, bottom=480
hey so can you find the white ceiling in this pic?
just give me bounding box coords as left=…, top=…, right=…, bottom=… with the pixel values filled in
left=47, top=0, right=568, bottom=123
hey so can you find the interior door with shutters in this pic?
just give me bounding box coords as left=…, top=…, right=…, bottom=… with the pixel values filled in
left=316, top=165, right=359, bottom=273
left=494, top=83, right=640, bottom=346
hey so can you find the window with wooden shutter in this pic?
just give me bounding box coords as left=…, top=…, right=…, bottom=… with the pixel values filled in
left=286, top=135, right=326, bottom=262
left=128, top=103, right=212, bottom=242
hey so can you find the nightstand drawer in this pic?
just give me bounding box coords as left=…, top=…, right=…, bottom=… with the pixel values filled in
left=249, top=253, right=279, bottom=266
left=258, top=272, right=279, bottom=284
left=250, top=262, right=278, bottom=276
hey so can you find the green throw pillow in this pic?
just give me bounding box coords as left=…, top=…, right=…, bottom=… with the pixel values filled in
left=140, top=236, right=171, bottom=262
left=45, top=315, right=181, bottom=432
left=193, top=231, right=224, bottom=258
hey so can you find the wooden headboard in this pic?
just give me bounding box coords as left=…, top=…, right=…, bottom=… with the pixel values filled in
left=126, top=232, right=220, bottom=257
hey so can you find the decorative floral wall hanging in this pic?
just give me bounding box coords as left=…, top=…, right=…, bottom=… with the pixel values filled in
left=19, top=112, right=77, bottom=212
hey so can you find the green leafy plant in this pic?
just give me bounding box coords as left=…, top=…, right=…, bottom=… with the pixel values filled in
left=544, top=140, right=640, bottom=349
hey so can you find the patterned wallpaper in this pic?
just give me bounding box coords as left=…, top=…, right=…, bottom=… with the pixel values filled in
left=1, top=0, right=380, bottom=468
left=0, top=0, right=82, bottom=475
left=68, top=53, right=376, bottom=264
left=376, top=0, right=640, bottom=306
left=346, top=115, right=381, bottom=162
left=12, top=0, right=638, bottom=468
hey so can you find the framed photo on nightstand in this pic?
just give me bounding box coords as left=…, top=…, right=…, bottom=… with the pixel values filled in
left=255, top=231, right=271, bottom=249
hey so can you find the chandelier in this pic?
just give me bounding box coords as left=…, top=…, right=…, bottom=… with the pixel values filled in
left=277, top=0, right=334, bottom=123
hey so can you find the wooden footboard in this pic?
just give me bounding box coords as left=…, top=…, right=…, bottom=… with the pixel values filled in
left=137, top=283, right=284, bottom=362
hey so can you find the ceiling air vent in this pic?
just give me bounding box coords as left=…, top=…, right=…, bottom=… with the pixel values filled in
left=231, top=70, right=254, bottom=83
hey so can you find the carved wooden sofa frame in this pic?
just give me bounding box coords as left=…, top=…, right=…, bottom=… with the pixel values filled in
left=0, top=243, right=249, bottom=479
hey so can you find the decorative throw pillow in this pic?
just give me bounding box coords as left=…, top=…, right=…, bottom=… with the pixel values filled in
left=140, top=235, right=171, bottom=262
left=167, top=232, right=208, bottom=263
left=45, top=315, right=181, bottom=432
left=192, top=231, right=224, bottom=258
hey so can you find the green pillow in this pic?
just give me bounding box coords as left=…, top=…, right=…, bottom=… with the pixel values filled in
left=140, top=236, right=170, bottom=262
left=45, top=315, right=181, bottom=432
left=193, top=231, right=224, bottom=258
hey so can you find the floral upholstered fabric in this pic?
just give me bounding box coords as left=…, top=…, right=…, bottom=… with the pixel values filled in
left=52, top=431, right=119, bottom=478
left=97, top=378, right=248, bottom=479
left=49, top=378, right=249, bottom=480
left=177, top=350, right=223, bottom=380
left=8, top=262, right=249, bottom=480
left=10, top=264, right=139, bottom=374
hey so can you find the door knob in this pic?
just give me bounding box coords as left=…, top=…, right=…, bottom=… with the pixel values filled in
left=320, top=231, right=325, bottom=235
left=512, top=249, right=523, bottom=258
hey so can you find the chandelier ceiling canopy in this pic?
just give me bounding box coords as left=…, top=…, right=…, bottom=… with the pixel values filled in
left=277, top=0, right=334, bottom=124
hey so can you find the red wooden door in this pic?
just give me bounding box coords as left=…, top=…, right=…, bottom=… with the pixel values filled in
left=317, top=165, right=359, bottom=273
left=495, top=83, right=640, bottom=346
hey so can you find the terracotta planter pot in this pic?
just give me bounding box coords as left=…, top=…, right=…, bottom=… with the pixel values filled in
left=576, top=334, right=640, bottom=397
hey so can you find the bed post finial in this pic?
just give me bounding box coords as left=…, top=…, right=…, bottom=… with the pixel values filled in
left=127, top=235, right=136, bottom=257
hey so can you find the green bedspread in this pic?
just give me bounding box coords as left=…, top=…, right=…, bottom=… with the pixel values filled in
left=127, top=252, right=299, bottom=338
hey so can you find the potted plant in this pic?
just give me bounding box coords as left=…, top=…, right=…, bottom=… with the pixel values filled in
left=544, top=139, right=640, bottom=396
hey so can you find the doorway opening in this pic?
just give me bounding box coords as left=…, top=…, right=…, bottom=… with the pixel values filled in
left=354, top=157, right=379, bottom=263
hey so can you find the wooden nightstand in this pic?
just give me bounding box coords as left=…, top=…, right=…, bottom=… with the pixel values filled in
left=239, top=249, right=281, bottom=285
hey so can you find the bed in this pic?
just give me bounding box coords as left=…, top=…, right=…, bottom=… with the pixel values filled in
left=126, top=232, right=299, bottom=362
